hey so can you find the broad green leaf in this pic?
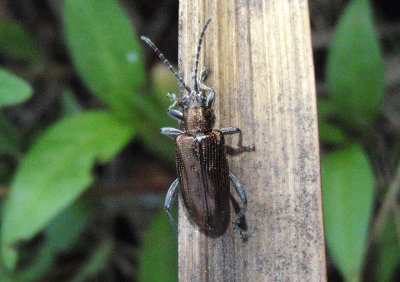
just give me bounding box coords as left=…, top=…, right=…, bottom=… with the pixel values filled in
left=0, top=19, right=43, bottom=63
left=0, top=68, right=32, bottom=107
left=319, top=119, right=348, bottom=145
left=45, top=196, right=93, bottom=253
left=1, top=111, right=134, bottom=269
left=317, top=99, right=335, bottom=119
left=64, top=0, right=145, bottom=121
left=322, top=144, right=375, bottom=281
left=64, top=0, right=178, bottom=162
left=138, top=208, right=177, bottom=282
left=16, top=198, right=93, bottom=281
left=327, top=0, right=384, bottom=130
left=376, top=213, right=400, bottom=282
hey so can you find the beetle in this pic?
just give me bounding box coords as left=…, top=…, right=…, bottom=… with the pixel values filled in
left=141, top=18, right=254, bottom=238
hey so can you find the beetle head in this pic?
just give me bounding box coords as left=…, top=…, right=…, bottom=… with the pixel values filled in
left=182, top=90, right=207, bottom=108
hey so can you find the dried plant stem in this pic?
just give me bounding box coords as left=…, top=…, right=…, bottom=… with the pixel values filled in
left=178, top=0, right=326, bottom=281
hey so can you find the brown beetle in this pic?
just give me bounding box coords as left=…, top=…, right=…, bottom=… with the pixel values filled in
left=141, top=19, right=254, bottom=238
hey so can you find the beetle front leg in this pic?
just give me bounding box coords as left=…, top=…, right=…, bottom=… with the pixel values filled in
left=229, top=173, right=248, bottom=239
left=221, top=127, right=255, bottom=156
left=168, top=108, right=183, bottom=121
left=165, top=178, right=179, bottom=230
left=199, top=67, right=215, bottom=107
left=161, top=127, right=184, bottom=140
left=166, top=92, right=184, bottom=121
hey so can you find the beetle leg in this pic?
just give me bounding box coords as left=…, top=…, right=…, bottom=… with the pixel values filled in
left=199, top=67, right=216, bottom=107
left=166, top=94, right=184, bottom=121
left=221, top=127, right=255, bottom=155
left=160, top=127, right=184, bottom=140
left=165, top=178, right=179, bottom=230
left=168, top=108, right=183, bottom=121
left=167, top=92, right=178, bottom=103
left=229, top=172, right=248, bottom=239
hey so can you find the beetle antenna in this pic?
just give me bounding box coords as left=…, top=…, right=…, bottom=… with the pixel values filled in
left=193, top=18, right=212, bottom=92
left=141, top=36, right=192, bottom=94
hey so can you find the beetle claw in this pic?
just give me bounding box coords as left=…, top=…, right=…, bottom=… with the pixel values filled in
left=200, top=67, right=209, bottom=82
left=234, top=224, right=248, bottom=240
left=244, top=144, right=255, bottom=151
left=167, top=92, right=178, bottom=102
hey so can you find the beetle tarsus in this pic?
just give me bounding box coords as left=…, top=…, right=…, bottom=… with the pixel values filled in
left=199, top=67, right=216, bottom=107
left=200, top=67, right=208, bottom=82
left=165, top=178, right=179, bottom=230
left=229, top=172, right=248, bottom=239
left=245, top=144, right=255, bottom=151
left=221, top=127, right=255, bottom=155
left=234, top=223, right=248, bottom=239
left=167, top=92, right=178, bottom=103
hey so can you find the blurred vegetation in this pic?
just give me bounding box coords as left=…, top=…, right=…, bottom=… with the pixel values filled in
left=320, top=0, right=400, bottom=281
left=0, top=0, right=398, bottom=281
left=0, top=0, right=176, bottom=280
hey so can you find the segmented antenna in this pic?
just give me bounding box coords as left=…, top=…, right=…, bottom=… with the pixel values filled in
left=193, top=18, right=212, bottom=92
left=141, top=36, right=191, bottom=94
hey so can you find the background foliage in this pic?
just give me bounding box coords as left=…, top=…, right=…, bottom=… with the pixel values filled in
left=0, top=0, right=399, bottom=281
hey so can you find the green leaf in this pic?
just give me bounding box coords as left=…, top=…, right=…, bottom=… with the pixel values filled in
left=1, top=111, right=134, bottom=269
left=318, top=120, right=348, bottom=145
left=64, top=0, right=145, bottom=121
left=0, top=19, right=43, bottom=63
left=45, top=196, right=93, bottom=253
left=16, top=198, right=93, bottom=281
left=317, top=99, right=335, bottom=119
left=326, top=0, right=384, bottom=130
left=138, top=208, right=177, bottom=282
left=64, top=0, right=180, bottom=162
left=0, top=68, right=33, bottom=107
left=322, top=144, right=375, bottom=281
left=376, top=213, right=400, bottom=282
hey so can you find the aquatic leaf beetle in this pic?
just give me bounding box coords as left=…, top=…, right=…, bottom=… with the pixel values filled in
left=141, top=19, right=254, bottom=238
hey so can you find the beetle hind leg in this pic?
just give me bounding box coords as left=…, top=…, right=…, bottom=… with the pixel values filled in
left=221, top=127, right=255, bottom=156
left=229, top=173, right=248, bottom=239
left=164, top=178, right=179, bottom=230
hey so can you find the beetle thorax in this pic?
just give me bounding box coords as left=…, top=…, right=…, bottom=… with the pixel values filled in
left=184, top=107, right=215, bottom=134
